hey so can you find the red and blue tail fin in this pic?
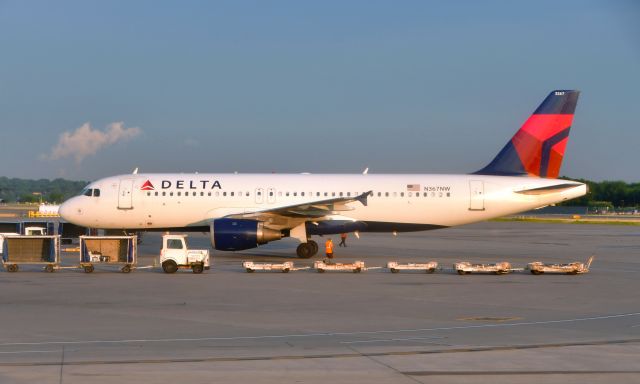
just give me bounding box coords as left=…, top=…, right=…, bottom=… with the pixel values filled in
left=475, top=90, right=580, bottom=178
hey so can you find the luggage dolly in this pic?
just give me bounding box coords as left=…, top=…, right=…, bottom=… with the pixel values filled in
left=527, top=256, right=594, bottom=275
left=387, top=261, right=438, bottom=273
left=454, top=261, right=512, bottom=275
left=314, top=260, right=366, bottom=273
left=243, top=261, right=297, bottom=273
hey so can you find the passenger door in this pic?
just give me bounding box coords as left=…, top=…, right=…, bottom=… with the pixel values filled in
left=118, top=179, right=134, bottom=209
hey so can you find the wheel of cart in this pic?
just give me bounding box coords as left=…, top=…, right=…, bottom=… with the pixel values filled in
left=83, top=265, right=94, bottom=273
left=192, top=263, right=204, bottom=274
left=6, top=264, right=19, bottom=273
left=427, top=268, right=436, bottom=274
left=457, top=270, right=468, bottom=275
left=121, top=264, right=132, bottom=273
left=317, top=268, right=325, bottom=273
left=44, top=264, right=55, bottom=273
left=353, top=267, right=362, bottom=273
left=390, top=268, right=398, bottom=273
left=246, top=268, right=254, bottom=273
left=530, top=269, right=543, bottom=275
left=282, top=268, right=290, bottom=273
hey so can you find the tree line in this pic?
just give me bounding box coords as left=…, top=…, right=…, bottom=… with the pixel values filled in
left=0, top=176, right=638, bottom=208
left=0, top=177, right=87, bottom=204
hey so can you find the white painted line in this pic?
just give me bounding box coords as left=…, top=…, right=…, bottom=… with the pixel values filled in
left=341, top=336, right=445, bottom=344
left=0, top=350, right=58, bottom=355
left=0, top=312, right=638, bottom=347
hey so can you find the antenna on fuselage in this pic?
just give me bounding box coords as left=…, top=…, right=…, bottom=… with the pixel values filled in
left=132, top=167, right=139, bottom=174
left=362, top=167, right=369, bottom=175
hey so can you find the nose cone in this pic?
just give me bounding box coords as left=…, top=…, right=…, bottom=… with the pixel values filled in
left=58, top=198, right=78, bottom=223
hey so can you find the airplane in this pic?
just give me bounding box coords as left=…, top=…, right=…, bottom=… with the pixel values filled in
left=59, top=90, right=587, bottom=258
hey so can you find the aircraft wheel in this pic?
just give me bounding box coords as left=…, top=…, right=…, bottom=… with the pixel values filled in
left=296, top=243, right=314, bottom=259
left=308, top=240, right=319, bottom=255
left=162, top=260, right=178, bottom=274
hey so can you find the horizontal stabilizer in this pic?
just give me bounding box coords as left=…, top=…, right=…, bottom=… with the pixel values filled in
left=514, top=183, right=582, bottom=195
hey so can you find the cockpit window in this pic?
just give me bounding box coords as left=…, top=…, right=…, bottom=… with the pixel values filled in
left=83, top=189, right=92, bottom=196
left=93, top=189, right=100, bottom=197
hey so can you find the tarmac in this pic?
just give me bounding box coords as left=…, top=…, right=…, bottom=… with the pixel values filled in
left=0, top=221, right=639, bottom=383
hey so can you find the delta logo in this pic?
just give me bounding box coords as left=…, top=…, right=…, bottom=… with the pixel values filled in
left=140, top=180, right=155, bottom=191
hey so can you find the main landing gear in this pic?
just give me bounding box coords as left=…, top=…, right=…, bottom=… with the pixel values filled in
left=296, top=240, right=318, bottom=259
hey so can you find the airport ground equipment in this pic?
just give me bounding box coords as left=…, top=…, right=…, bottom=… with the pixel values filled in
left=160, top=234, right=210, bottom=274
left=527, top=256, right=594, bottom=275
left=387, top=261, right=438, bottom=273
left=314, top=260, right=365, bottom=273
left=1, top=235, right=60, bottom=272
left=79, top=236, right=137, bottom=273
left=243, top=261, right=295, bottom=273
left=454, top=261, right=512, bottom=275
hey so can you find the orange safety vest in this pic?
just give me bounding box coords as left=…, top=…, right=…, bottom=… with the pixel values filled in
left=325, top=240, right=333, bottom=254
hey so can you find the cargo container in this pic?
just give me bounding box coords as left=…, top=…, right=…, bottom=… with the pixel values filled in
left=2, top=235, right=60, bottom=272
left=79, top=236, right=137, bottom=273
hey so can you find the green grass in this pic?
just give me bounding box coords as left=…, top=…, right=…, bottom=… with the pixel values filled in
left=491, top=217, right=640, bottom=226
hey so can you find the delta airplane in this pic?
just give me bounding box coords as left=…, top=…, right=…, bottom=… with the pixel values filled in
left=59, top=90, right=587, bottom=258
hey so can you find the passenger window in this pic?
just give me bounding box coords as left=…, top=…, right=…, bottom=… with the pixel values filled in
left=423, top=192, right=427, bottom=197
left=324, top=192, right=328, bottom=197
left=162, top=192, right=166, bottom=196
left=200, top=192, right=204, bottom=196
left=385, top=192, right=389, bottom=197
left=332, top=192, right=336, bottom=197
left=167, top=239, right=183, bottom=249
left=155, top=192, right=159, bottom=196
left=147, top=192, right=151, bottom=196
left=339, top=192, right=343, bottom=197
left=377, top=192, right=381, bottom=197
left=269, top=192, right=273, bottom=196
left=208, top=192, right=212, bottom=196
left=223, top=192, right=227, bottom=196
left=177, top=192, right=181, bottom=196
left=231, top=192, right=234, bottom=196
left=293, top=192, right=297, bottom=197
left=301, top=192, right=305, bottom=197
left=170, top=192, right=174, bottom=196
left=400, top=192, right=404, bottom=197
left=286, top=192, right=290, bottom=197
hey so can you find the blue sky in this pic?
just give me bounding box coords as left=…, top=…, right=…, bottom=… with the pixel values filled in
left=1, top=0, right=638, bottom=181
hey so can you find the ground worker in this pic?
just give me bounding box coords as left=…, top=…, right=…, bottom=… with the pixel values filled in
left=339, top=232, right=348, bottom=247
left=325, top=238, right=334, bottom=259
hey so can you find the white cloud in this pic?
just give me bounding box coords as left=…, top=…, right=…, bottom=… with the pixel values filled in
left=47, top=122, right=142, bottom=163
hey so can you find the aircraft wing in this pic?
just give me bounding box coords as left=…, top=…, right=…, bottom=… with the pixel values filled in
left=227, top=191, right=372, bottom=220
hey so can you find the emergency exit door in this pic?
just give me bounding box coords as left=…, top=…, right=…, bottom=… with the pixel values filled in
left=118, top=179, right=134, bottom=209
left=469, top=180, right=485, bottom=211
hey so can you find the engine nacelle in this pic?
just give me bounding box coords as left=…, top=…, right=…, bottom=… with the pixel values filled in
left=210, top=219, right=282, bottom=251
left=306, top=220, right=367, bottom=235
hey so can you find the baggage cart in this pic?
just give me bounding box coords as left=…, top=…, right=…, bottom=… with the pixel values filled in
left=243, top=261, right=294, bottom=273
left=79, top=236, right=137, bottom=273
left=527, top=256, right=594, bottom=275
left=454, top=261, right=512, bottom=275
left=2, top=235, right=60, bottom=272
left=314, top=260, right=365, bottom=273
left=387, top=261, right=438, bottom=273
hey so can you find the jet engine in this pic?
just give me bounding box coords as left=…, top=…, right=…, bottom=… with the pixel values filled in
left=210, top=219, right=282, bottom=251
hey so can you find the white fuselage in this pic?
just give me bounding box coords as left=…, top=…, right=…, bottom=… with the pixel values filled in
left=59, top=173, right=586, bottom=231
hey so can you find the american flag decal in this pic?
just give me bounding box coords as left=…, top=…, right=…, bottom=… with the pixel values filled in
left=406, top=184, right=420, bottom=191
